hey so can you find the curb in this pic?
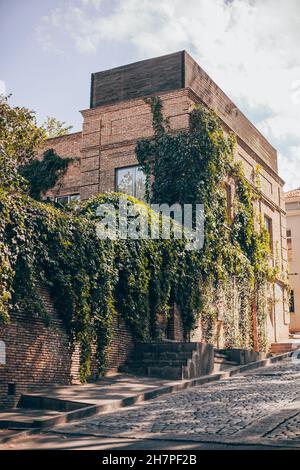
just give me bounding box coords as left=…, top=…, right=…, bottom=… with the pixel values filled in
left=0, top=349, right=296, bottom=445
left=0, top=428, right=40, bottom=445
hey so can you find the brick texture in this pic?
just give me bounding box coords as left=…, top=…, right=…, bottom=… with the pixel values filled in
left=39, top=132, right=82, bottom=200
left=167, top=305, right=184, bottom=341
left=0, top=287, right=134, bottom=409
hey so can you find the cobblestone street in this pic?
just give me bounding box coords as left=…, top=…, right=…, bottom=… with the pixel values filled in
left=47, top=357, right=300, bottom=449
left=3, top=358, right=300, bottom=449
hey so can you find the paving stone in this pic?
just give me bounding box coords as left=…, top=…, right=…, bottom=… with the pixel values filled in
left=58, top=358, right=300, bottom=446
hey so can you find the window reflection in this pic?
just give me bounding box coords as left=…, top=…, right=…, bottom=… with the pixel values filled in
left=116, top=166, right=146, bottom=200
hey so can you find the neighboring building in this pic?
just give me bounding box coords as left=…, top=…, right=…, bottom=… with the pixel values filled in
left=285, top=188, right=300, bottom=333
left=40, top=51, right=289, bottom=346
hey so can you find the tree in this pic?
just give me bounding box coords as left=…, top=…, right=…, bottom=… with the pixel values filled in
left=42, top=116, right=73, bottom=138
left=0, top=95, right=45, bottom=191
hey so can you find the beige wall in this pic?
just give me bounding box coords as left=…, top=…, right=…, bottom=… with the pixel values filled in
left=286, top=195, right=300, bottom=332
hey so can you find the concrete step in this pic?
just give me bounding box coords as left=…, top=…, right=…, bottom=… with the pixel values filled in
left=214, top=352, right=229, bottom=360
left=213, top=355, right=239, bottom=373
left=0, top=409, right=60, bottom=430
left=19, top=394, right=88, bottom=412
left=214, top=358, right=238, bottom=366
left=213, top=349, right=239, bottom=373
left=136, top=351, right=193, bottom=360
left=213, top=362, right=238, bottom=372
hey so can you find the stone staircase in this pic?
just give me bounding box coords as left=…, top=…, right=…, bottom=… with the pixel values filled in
left=270, top=342, right=300, bottom=355
left=213, top=350, right=239, bottom=372
left=122, top=342, right=214, bottom=380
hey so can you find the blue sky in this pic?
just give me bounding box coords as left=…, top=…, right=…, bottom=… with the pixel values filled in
left=1, top=0, right=300, bottom=189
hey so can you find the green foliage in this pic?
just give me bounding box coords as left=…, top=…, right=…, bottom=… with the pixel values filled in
left=42, top=116, right=73, bottom=138
left=19, top=148, right=75, bottom=200
left=136, top=98, right=276, bottom=350
left=80, top=194, right=187, bottom=339
left=0, top=94, right=277, bottom=389
left=0, top=97, right=194, bottom=381
left=0, top=188, right=198, bottom=380
left=0, top=188, right=116, bottom=379
left=0, top=96, right=45, bottom=191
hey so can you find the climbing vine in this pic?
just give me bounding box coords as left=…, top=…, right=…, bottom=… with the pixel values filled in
left=19, top=148, right=75, bottom=200
left=0, top=96, right=278, bottom=386
left=0, top=188, right=198, bottom=381
left=136, top=97, right=277, bottom=350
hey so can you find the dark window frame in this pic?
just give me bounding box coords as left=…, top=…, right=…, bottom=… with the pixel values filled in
left=290, top=289, right=295, bottom=313
left=287, top=229, right=292, bottom=262
left=56, top=193, right=80, bottom=206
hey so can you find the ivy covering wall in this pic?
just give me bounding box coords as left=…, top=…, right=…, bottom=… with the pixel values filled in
left=0, top=98, right=277, bottom=383
left=0, top=189, right=200, bottom=382
left=19, top=148, right=75, bottom=200
left=136, top=98, right=277, bottom=351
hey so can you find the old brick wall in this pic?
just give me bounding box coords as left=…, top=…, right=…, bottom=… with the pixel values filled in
left=39, top=132, right=82, bottom=201
left=0, top=287, right=134, bottom=409
left=80, top=89, right=191, bottom=200
left=0, top=287, right=80, bottom=409
left=107, top=314, right=135, bottom=372
left=166, top=305, right=184, bottom=341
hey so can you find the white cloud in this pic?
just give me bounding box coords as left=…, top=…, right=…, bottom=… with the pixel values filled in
left=0, top=80, right=6, bottom=96
left=80, top=0, right=103, bottom=9
left=38, top=0, right=300, bottom=189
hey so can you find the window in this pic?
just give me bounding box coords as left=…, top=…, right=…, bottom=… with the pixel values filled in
left=116, top=166, right=146, bottom=200
left=264, top=215, right=273, bottom=253
left=287, top=229, right=292, bottom=262
left=290, top=289, right=295, bottom=313
left=56, top=193, right=80, bottom=206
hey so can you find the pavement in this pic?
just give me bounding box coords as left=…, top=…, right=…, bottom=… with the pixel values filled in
left=1, top=356, right=300, bottom=450
left=23, top=373, right=183, bottom=406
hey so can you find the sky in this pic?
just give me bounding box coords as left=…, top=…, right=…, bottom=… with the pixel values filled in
left=1, top=0, right=300, bottom=190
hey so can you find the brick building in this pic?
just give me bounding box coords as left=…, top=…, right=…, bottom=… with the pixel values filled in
left=41, top=51, right=290, bottom=345
left=285, top=188, right=300, bottom=333
left=0, top=51, right=291, bottom=408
